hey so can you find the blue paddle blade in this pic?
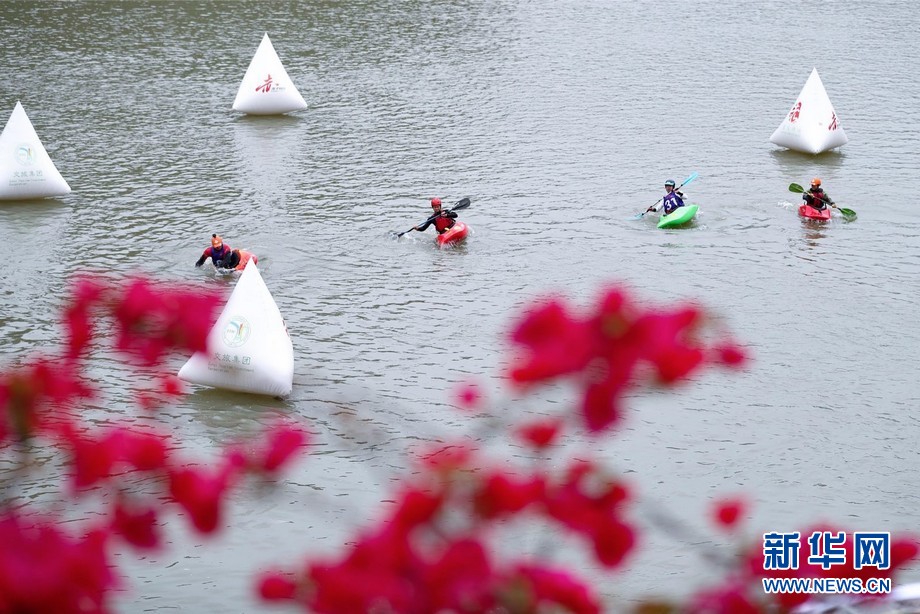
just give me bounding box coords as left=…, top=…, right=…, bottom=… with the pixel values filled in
left=681, top=172, right=699, bottom=188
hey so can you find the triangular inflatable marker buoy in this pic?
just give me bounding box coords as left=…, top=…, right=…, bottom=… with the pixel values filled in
left=232, top=33, right=308, bottom=115
left=178, top=262, right=294, bottom=397
left=0, top=101, right=71, bottom=200
left=770, top=68, right=848, bottom=154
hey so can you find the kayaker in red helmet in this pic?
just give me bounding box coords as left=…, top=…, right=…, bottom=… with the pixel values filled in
left=647, top=179, right=686, bottom=215
left=195, top=233, right=234, bottom=268
left=802, top=178, right=834, bottom=211
left=414, top=197, right=458, bottom=235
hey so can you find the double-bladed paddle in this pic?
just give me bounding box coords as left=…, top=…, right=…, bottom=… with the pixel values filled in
left=634, top=172, right=699, bottom=219
left=396, top=198, right=471, bottom=237
left=788, top=183, right=856, bottom=219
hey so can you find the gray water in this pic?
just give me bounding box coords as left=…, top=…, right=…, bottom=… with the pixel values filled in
left=2, top=0, right=920, bottom=610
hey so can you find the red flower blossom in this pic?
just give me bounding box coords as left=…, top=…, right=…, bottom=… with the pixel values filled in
left=507, top=288, right=745, bottom=434
left=111, top=278, right=220, bottom=366
left=257, top=571, right=299, bottom=601
left=515, top=418, right=563, bottom=449
left=712, top=497, right=746, bottom=531
left=714, top=343, right=748, bottom=367
left=0, top=513, right=116, bottom=613
left=168, top=466, right=232, bottom=534
left=473, top=471, right=545, bottom=519
left=453, top=380, right=483, bottom=410
left=62, top=277, right=106, bottom=359
left=261, top=422, right=309, bottom=473
left=0, top=359, right=94, bottom=442
left=391, top=488, right=445, bottom=532
left=508, top=299, right=596, bottom=385
left=113, top=498, right=160, bottom=549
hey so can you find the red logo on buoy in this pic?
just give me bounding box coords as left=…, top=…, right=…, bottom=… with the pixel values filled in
left=829, top=112, right=839, bottom=131
left=255, top=74, right=273, bottom=93
left=788, top=101, right=801, bottom=123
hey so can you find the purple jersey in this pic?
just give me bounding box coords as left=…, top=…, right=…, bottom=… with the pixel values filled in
left=662, top=191, right=685, bottom=215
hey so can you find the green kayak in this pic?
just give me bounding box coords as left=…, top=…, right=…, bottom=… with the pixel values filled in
left=657, top=204, right=698, bottom=229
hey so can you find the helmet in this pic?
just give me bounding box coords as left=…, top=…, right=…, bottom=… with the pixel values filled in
left=811, top=178, right=821, bottom=187
left=430, top=198, right=442, bottom=208
left=211, top=234, right=223, bottom=248
left=664, top=179, right=676, bottom=187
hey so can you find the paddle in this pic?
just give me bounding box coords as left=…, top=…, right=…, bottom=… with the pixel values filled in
left=634, top=172, right=699, bottom=219
left=788, top=183, right=856, bottom=219
left=396, top=198, right=471, bottom=237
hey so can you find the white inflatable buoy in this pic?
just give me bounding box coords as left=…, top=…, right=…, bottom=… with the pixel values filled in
left=232, top=33, right=308, bottom=115
left=770, top=68, right=848, bottom=154
left=179, top=262, right=294, bottom=397
left=0, top=101, right=71, bottom=200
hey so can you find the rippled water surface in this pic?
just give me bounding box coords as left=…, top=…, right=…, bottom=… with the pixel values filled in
left=2, top=0, right=920, bottom=610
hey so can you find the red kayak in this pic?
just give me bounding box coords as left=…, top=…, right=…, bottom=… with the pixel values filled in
left=799, top=204, right=831, bottom=221
left=437, top=221, right=469, bottom=247
left=234, top=249, right=258, bottom=270
left=216, top=249, right=258, bottom=274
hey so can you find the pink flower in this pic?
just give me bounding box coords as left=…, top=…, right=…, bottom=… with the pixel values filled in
left=712, top=497, right=746, bottom=531
left=714, top=343, right=748, bottom=367
left=0, top=513, right=117, bottom=612
left=508, top=299, right=595, bottom=385
left=257, top=572, right=299, bottom=601
left=168, top=467, right=230, bottom=534
left=113, top=499, right=160, bottom=549
left=473, top=471, right=545, bottom=519
left=453, top=381, right=483, bottom=410
left=515, top=418, right=563, bottom=449
left=260, top=421, right=310, bottom=473
left=391, top=488, right=444, bottom=532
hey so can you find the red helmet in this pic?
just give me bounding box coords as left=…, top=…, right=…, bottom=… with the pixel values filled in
left=811, top=178, right=821, bottom=187
left=430, top=198, right=442, bottom=208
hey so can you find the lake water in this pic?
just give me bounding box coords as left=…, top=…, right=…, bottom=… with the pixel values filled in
left=2, top=0, right=920, bottom=610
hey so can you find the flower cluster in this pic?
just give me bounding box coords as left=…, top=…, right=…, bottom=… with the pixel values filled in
left=508, top=287, right=746, bottom=433
left=1, top=276, right=310, bottom=613
left=255, top=287, right=752, bottom=612
left=3, top=278, right=917, bottom=613
left=258, top=450, right=630, bottom=613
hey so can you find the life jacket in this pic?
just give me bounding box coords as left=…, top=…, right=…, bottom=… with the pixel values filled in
left=805, top=189, right=827, bottom=210
left=209, top=244, right=232, bottom=264
left=662, top=191, right=685, bottom=215
left=434, top=216, right=455, bottom=233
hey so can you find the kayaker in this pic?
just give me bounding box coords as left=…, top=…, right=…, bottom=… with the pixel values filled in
left=414, top=198, right=458, bottom=234
left=647, top=179, right=685, bottom=215
left=195, top=234, right=234, bottom=268
left=802, top=178, right=834, bottom=211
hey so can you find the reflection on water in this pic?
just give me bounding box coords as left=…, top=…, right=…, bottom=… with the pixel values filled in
left=768, top=148, right=847, bottom=184
left=800, top=220, right=829, bottom=247
left=231, top=114, right=306, bottom=205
